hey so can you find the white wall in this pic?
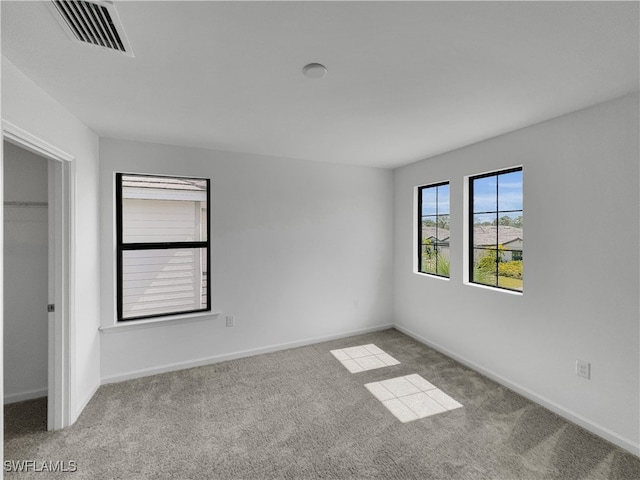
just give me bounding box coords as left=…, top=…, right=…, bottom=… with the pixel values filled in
left=3, top=142, right=49, bottom=402
left=2, top=57, right=101, bottom=422
left=393, top=93, right=640, bottom=455
left=99, top=138, right=394, bottom=381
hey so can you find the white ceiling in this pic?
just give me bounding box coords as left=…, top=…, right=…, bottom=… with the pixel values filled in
left=2, top=1, right=638, bottom=169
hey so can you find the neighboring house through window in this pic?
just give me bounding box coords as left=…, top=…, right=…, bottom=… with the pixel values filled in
left=470, top=167, right=523, bottom=291
left=417, top=182, right=450, bottom=277
left=116, top=173, right=210, bottom=321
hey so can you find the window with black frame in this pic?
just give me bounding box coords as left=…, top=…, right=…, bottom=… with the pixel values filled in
left=470, top=167, right=523, bottom=291
left=417, top=182, right=450, bottom=277
left=116, top=173, right=210, bottom=321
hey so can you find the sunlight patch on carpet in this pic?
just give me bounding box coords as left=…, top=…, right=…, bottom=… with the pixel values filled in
left=365, top=374, right=462, bottom=423
left=330, top=344, right=400, bottom=373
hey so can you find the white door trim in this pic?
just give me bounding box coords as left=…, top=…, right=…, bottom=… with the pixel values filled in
left=2, top=120, right=75, bottom=430
left=2, top=121, right=74, bottom=163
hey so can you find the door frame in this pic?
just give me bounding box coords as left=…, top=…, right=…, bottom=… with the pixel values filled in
left=2, top=120, right=75, bottom=430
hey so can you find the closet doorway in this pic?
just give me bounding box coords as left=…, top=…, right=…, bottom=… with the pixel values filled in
left=2, top=123, right=73, bottom=432
left=3, top=141, right=49, bottom=430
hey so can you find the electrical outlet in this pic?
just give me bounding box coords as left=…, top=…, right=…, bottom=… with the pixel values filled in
left=353, top=300, right=359, bottom=309
left=225, top=315, right=235, bottom=327
left=576, top=359, right=590, bottom=379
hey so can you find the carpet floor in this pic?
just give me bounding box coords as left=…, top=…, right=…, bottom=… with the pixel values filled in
left=4, top=328, right=640, bottom=479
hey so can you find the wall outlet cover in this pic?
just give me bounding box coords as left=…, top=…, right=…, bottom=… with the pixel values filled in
left=576, top=359, right=590, bottom=379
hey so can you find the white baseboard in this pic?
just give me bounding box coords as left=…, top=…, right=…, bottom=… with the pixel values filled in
left=101, top=323, right=394, bottom=385
left=4, top=388, right=47, bottom=405
left=394, top=324, right=640, bottom=458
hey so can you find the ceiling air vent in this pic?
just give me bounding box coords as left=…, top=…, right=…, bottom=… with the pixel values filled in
left=49, top=0, right=134, bottom=57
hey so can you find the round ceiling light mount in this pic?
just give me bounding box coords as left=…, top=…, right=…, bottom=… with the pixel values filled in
left=302, top=63, right=327, bottom=79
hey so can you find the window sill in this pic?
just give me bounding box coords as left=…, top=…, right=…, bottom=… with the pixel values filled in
left=100, top=311, right=221, bottom=334
left=414, top=271, right=450, bottom=281
left=465, top=282, right=523, bottom=296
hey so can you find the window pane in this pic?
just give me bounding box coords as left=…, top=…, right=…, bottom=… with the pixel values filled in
left=122, top=175, right=207, bottom=243
left=122, top=199, right=206, bottom=242
left=437, top=214, right=450, bottom=233
left=420, top=244, right=437, bottom=274
left=421, top=240, right=450, bottom=276
left=473, top=247, right=497, bottom=286
left=437, top=184, right=450, bottom=214
left=437, top=246, right=450, bottom=277
left=473, top=213, right=496, bottom=226
left=421, top=246, right=450, bottom=276
left=422, top=225, right=438, bottom=246
left=473, top=222, right=497, bottom=248
left=496, top=211, right=523, bottom=229
left=421, top=187, right=437, bottom=216
left=498, top=223, right=523, bottom=251
left=498, top=272, right=523, bottom=292
left=497, top=219, right=523, bottom=291
left=473, top=175, right=497, bottom=213
left=498, top=170, right=523, bottom=212
left=121, top=248, right=207, bottom=319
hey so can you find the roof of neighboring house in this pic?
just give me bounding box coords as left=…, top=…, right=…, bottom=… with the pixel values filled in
left=473, top=225, right=523, bottom=246
left=421, top=226, right=450, bottom=242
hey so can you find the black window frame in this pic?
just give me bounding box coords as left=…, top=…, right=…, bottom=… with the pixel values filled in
left=417, top=181, right=450, bottom=278
left=469, top=166, right=523, bottom=292
left=116, top=172, right=211, bottom=322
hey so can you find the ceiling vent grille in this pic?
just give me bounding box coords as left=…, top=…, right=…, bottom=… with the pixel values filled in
left=49, top=0, right=134, bottom=57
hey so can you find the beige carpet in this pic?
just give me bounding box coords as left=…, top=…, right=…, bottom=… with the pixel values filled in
left=4, top=329, right=640, bottom=479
